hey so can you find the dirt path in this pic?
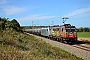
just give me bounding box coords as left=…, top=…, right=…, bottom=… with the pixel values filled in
left=78, top=37, right=90, bottom=41
left=78, top=37, right=90, bottom=49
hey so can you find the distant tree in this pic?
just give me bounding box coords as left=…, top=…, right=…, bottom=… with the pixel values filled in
left=77, top=27, right=90, bottom=32
left=78, top=27, right=83, bottom=32
left=11, top=19, right=20, bottom=27
left=0, top=17, right=7, bottom=30
left=83, top=27, right=89, bottom=32
left=0, top=17, right=21, bottom=32
left=10, top=19, right=20, bottom=31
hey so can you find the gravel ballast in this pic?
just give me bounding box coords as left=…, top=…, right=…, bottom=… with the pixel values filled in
left=29, top=33, right=90, bottom=60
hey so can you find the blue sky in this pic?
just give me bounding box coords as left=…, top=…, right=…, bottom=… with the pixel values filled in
left=0, top=0, right=90, bottom=28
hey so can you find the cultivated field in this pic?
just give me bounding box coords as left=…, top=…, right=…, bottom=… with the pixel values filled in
left=77, top=32, right=90, bottom=42
left=77, top=32, right=90, bottom=38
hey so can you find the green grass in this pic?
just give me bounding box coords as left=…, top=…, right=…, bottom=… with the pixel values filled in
left=0, top=29, right=83, bottom=60
left=77, top=32, right=90, bottom=38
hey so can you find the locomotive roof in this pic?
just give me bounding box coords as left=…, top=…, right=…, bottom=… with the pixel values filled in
left=61, top=24, right=75, bottom=28
left=65, top=26, right=75, bottom=28
left=61, top=24, right=71, bottom=26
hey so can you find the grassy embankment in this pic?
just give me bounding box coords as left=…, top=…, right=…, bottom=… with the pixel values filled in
left=0, top=28, right=83, bottom=60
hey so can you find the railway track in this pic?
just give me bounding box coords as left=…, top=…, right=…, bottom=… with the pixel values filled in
left=55, top=40, right=90, bottom=52
left=52, top=39, right=90, bottom=52
left=26, top=32, right=90, bottom=52
left=43, top=36, right=90, bottom=52
left=72, top=44, right=90, bottom=52
left=26, top=32, right=90, bottom=60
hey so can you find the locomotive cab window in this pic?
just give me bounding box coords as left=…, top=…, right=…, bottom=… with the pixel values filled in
left=66, top=28, right=76, bottom=32
left=71, top=28, right=76, bottom=32
left=66, top=28, right=70, bottom=32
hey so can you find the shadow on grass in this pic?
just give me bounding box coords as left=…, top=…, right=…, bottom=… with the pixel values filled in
left=68, top=40, right=90, bottom=45
left=76, top=40, right=90, bottom=44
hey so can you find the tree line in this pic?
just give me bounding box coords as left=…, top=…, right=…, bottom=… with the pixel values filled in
left=0, top=17, right=21, bottom=32
left=77, top=27, right=90, bottom=32
left=1, top=17, right=89, bottom=32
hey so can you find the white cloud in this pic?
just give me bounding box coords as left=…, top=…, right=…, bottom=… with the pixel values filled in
left=0, top=0, right=6, bottom=4
left=3, top=6, right=25, bottom=15
left=18, top=14, right=57, bottom=21
left=62, top=7, right=90, bottom=17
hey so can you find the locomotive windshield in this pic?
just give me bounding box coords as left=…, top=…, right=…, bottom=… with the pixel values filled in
left=66, top=28, right=76, bottom=32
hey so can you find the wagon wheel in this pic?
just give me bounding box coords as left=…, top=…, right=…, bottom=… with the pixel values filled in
left=61, top=38, right=64, bottom=43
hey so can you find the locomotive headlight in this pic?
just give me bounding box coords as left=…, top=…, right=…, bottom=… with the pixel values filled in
left=69, top=32, right=73, bottom=36
left=69, top=33, right=73, bottom=36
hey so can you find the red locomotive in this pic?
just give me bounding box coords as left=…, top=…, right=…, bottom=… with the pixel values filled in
left=49, top=24, right=77, bottom=43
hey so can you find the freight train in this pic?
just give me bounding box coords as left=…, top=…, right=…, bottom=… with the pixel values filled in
left=24, top=24, right=77, bottom=43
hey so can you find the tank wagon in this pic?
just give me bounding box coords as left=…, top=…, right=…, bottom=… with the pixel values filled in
left=25, top=24, right=77, bottom=43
